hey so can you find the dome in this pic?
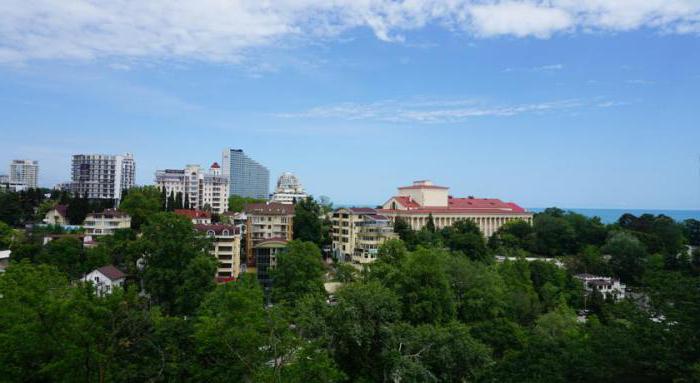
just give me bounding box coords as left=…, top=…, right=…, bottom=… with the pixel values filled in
left=276, top=172, right=302, bottom=191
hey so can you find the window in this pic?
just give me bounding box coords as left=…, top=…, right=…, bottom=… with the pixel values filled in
left=207, top=230, right=215, bottom=236
left=222, top=230, right=229, bottom=236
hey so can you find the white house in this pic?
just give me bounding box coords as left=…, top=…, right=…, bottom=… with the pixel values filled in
left=0, top=250, right=11, bottom=273
left=82, top=265, right=126, bottom=295
left=44, top=205, right=69, bottom=226
left=575, top=273, right=626, bottom=301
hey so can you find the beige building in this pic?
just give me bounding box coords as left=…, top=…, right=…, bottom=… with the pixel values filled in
left=155, top=163, right=229, bottom=214
left=331, top=208, right=398, bottom=264
left=195, top=224, right=242, bottom=283
left=244, top=202, right=294, bottom=268
left=83, top=209, right=132, bottom=235
left=379, top=180, right=533, bottom=237
left=44, top=205, right=69, bottom=226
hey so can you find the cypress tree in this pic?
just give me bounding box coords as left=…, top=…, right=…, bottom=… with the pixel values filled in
left=167, top=191, right=176, bottom=212
left=160, top=187, right=167, bottom=211
left=426, top=213, right=436, bottom=233
left=175, top=192, right=183, bottom=210
left=184, top=193, right=190, bottom=210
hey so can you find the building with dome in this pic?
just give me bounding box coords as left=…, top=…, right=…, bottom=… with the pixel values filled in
left=270, top=172, right=308, bottom=204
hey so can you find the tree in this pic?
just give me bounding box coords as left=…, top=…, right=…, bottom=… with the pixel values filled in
left=498, top=259, right=541, bottom=325
left=193, top=276, right=267, bottom=381
left=531, top=213, right=576, bottom=257
left=684, top=219, right=700, bottom=246
left=392, top=248, right=456, bottom=324
left=119, top=186, right=163, bottom=230
left=67, top=193, right=91, bottom=225
left=139, top=212, right=214, bottom=315
left=271, top=240, right=325, bottom=305
left=293, top=197, right=324, bottom=246
left=228, top=195, right=265, bottom=212
left=602, top=231, right=648, bottom=285
left=37, top=237, right=86, bottom=279
left=445, top=255, right=506, bottom=323
left=426, top=213, right=436, bottom=233
left=175, top=192, right=184, bottom=210
left=393, top=217, right=416, bottom=248
left=441, top=219, right=490, bottom=262
left=0, top=220, right=15, bottom=249
left=330, top=281, right=401, bottom=382
left=0, top=192, right=23, bottom=226
left=384, top=322, right=492, bottom=382
left=489, top=219, right=534, bottom=251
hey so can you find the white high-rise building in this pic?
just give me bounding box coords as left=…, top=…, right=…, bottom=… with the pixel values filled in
left=68, top=153, right=135, bottom=200
left=270, top=172, right=308, bottom=204
left=155, top=162, right=229, bottom=214
left=9, top=159, right=39, bottom=189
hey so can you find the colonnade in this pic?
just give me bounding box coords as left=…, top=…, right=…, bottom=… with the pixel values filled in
left=397, top=214, right=532, bottom=237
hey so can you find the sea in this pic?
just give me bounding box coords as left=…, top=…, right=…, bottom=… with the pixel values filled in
left=528, top=208, right=700, bottom=224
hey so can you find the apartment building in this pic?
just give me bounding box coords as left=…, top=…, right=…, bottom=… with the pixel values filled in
left=331, top=207, right=398, bottom=264
left=154, top=163, right=229, bottom=214
left=222, top=148, right=270, bottom=199
left=379, top=180, right=533, bottom=237
left=244, top=202, right=294, bottom=267
left=270, top=172, right=308, bottom=204
left=67, top=153, right=135, bottom=201
left=9, top=159, right=39, bottom=189
left=83, top=209, right=132, bottom=235
left=195, top=224, right=242, bottom=282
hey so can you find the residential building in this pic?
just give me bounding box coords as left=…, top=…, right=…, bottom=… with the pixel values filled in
left=66, top=153, right=135, bottom=201
left=244, top=202, right=294, bottom=267
left=575, top=274, right=626, bottom=301
left=0, top=180, right=28, bottom=192
left=331, top=207, right=398, bottom=264
left=83, top=209, right=131, bottom=235
left=82, top=265, right=126, bottom=296
left=42, top=234, right=96, bottom=248
left=0, top=175, right=7, bottom=183
left=222, top=148, right=270, bottom=199
left=270, top=172, right=308, bottom=204
left=255, top=238, right=288, bottom=290
left=195, top=224, right=242, bottom=282
left=155, top=163, right=229, bottom=214
left=175, top=209, right=212, bottom=224
left=9, top=159, right=39, bottom=189
left=378, top=180, right=533, bottom=237
left=44, top=204, right=69, bottom=225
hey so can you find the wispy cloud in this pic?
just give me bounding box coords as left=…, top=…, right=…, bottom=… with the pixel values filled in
left=276, top=97, right=620, bottom=124
left=626, top=79, right=655, bottom=85
left=504, top=63, right=564, bottom=72
left=0, top=1, right=699, bottom=64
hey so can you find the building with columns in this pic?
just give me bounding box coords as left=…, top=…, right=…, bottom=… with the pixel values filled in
left=378, top=180, right=533, bottom=237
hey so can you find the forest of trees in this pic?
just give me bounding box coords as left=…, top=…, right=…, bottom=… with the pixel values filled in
left=1, top=189, right=700, bottom=382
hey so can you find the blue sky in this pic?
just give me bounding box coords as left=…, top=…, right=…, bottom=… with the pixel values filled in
left=1, top=1, right=699, bottom=209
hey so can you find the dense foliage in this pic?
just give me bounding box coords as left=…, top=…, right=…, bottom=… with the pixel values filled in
left=2, top=191, right=700, bottom=382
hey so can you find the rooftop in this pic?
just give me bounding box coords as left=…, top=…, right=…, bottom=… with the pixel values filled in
left=96, top=265, right=126, bottom=281
left=244, top=202, right=294, bottom=215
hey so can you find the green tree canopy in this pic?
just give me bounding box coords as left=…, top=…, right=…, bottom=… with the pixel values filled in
left=271, top=240, right=326, bottom=305
left=118, top=186, right=163, bottom=230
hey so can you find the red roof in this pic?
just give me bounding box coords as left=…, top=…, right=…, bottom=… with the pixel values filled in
left=216, top=276, right=236, bottom=283
left=175, top=209, right=211, bottom=219
left=348, top=207, right=377, bottom=214
left=380, top=196, right=528, bottom=216
left=244, top=202, right=294, bottom=215
left=96, top=265, right=126, bottom=281
left=210, top=162, right=220, bottom=169
left=398, top=184, right=448, bottom=190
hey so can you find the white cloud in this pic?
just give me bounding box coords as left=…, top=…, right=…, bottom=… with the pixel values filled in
left=470, top=2, right=573, bottom=38
left=276, top=97, right=623, bottom=124
left=0, top=1, right=699, bottom=63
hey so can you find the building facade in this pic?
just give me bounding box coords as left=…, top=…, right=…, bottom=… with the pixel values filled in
left=244, top=202, right=294, bottom=267
left=67, top=153, right=135, bottom=200
left=43, top=205, right=69, bottom=226
left=379, top=180, right=533, bottom=237
left=195, top=224, right=242, bottom=282
left=155, top=163, right=229, bottom=214
left=82, top=265, right=126, bottom=296
left=9, top=160, right=39, bottom=189
left=270, top=172, right=308, bottom=204
left=331, top=208, right=398, bottom=264
left=83, top=209, right=131, bottom=235
left=575, top=274, right=626, bottom=301
left=222, top=148, right=270, bottom=199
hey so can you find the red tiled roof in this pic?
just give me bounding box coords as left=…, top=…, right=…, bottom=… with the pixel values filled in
left=393, top=196, right=420, bottom=209
left=96, top=265, right=126, bottom=281
left=447, top=197, right=526, bottom=212
left=195, top=224, right=239, bottom=235
left=210, top=162, right=220, bottom=169
left=216, top=276, right=236, bottom=283
left=175, top=209, right=212, bottom=219
left=244, top=202, right=294, bottom=215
